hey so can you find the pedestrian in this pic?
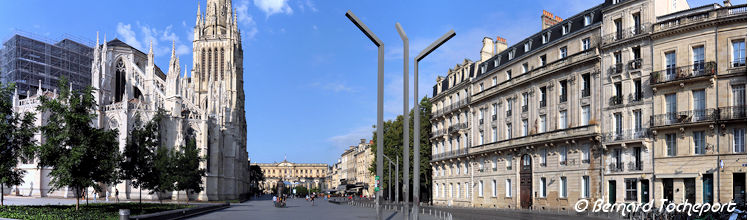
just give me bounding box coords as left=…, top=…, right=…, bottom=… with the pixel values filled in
left=93, top=190, right=98, bottom=202
left=115, top=188, right=119, bottom=203
left=273, top=195, right=278, bottom=206
left=311, top=193, right=315, bottom=206
left=106, top=190, right=110, bottom=202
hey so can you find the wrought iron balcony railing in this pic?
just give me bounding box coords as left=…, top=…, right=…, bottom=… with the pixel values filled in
left=609, top=162, right=624, bottom=172
left=522, top=105, right=528, bottom=112
left=602, top=23, right=652, bottom=45
left=629, top=58, right=642, bottom=70
left=651, top=108, right=718, bottom=127
left=609, top=95, right=623, bottom=106
left=650, top=61, right=716, bottom=85
left=609, top=63, right=623, bottom=74
left=559, top=94, right=568, bottom=103
left=718, top=106, right=747, bottom=121
left=628, top=161, right=643, bottom=171
left=603, top=129, right=648, bottom=143
left=540, top=100, right=546, bottom=107
left=432, top=148, right=469, bottom=160
left=506, top=110, right=512, bottom=117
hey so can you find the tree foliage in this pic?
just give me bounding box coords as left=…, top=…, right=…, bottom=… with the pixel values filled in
left=248, top=164, right=265, bottom=196
left=0, top=82, right=37, bottom=206
left=36, top=77, right=121, bottom=210
left=370, top=96, right=432, bottom=202
left=174, top=138, right=205, bottom=204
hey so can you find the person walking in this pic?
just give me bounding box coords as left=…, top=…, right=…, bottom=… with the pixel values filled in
left=115, top=188, right=119, bottom=203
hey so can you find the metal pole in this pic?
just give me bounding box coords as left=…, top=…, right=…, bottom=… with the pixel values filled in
left=345, top=10, right=384, bottom=220
left=396, top=155, right=399, bottom=204
left=389, top=163, right=392, bottom=203
left=413, top=30, right=455, bottom=220
left=395, top=23, right=410, bottom=216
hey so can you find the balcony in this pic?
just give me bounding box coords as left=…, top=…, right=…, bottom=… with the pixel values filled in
left=506, top=110, right=512, bottom=117
left=609, top=162, right=624, bottom=172
left=479, top=119, right=484, bottom=125
left=506, top=165, right=512, bottom=170
left=732, top=59, right=747, bottom=68
left=655, top=5, right=746, bottom=33
left=582, top=159, right=590, bottom=164
left=431, top=129, right=446, bottom=138
left=492, top=114, right=497, bottom=121
left=559, top=94, right=568, bottom=103
left=602, top=23, right=652, bottom=46
left=432, top=148, right=469, bottom=161
left=540, top=100, right=547, bottom=107
left=582, top=88, right=591, bottom=97
left=628, top=161, right=643, bottom=171
left=629, top=58, right=642, bottom=70
left=609, top=95, right=623, bottom=106
left=540, top=162, right=547, bottom=167
left=718, top=106, right=747, bottom=121
left=609, top=63, right=623, bottom=75
left=650, top=61, right=716, bottom=86
left=651, top=108, right=718, bottom=128
left=448, top=122, right=469, bottom=133
left=492, top=167, right=498, bottom=172
left=522, top=105, right=528, bottom=112
left=603, top=128, right=648, bottom=143
left=560, top=160, right=567, bottom=166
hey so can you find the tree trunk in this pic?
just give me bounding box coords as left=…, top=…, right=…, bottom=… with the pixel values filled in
left=75, top=187, right=80, bottom=211
left=186, top=191, right=189, bottom=205
left=1, top=184, right=4, bottom=206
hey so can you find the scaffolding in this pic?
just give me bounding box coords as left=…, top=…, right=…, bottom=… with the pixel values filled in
left=0, top=34, right=93, bottom=98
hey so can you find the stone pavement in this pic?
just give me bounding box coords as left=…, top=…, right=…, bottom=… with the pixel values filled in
left=187, top=196, right=441, bottom=220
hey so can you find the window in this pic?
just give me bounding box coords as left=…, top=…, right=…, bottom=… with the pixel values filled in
left=506, top=70, right=512, bottom=80
left=449, top=183, right=453, bottom=198
left=581, top=105, right=590, bottom=126
left=634, top=79, right=642, bottom=101
left=582, top=176, right=591, bottom=198
left=560, top=177, right=568, bottom=198
left=582, top=38, right=590, bottom=50
left=562, top=23, right=570, bottom=35
left=634, top=110, right=643, bottom=131
left=506, top=123, right=512, bottom=139
left=492, top=127, right=497, bottom=142
left=522, top=93, right=529, bottom=112
left=541, top=148, right=547, bottom=166
left=540, top=54, right=547, bottom=66
left=693, top=90, right=706, bottom=121
left=582, top=73, right=590, bottom=97
left=560, top=46, right=568, bottom=58
left=478, top=180, right=484, bottom=197
left=582, top=145, right=590, bottom=163
left=522, top=63, right=529, bottom=73
left=524, top=41, right=531, bottom=52
left=540, top=177, right=547, bottom=197
left=634, top=147, right=642, bottom=170
left=733, top=39, right=746, bottom=67
left=625, top=179, right=637, bottom=201
left=559, top=110, right=568, bottom=129
left=694, top=131, right=706, bottom=155
left=560, top=146, right=568, bottom=165
left=693, top=46, right=705, bottom=73
left=492, top=77, right=497, bottom=86
left=542, top=32, right=550, bottom=44
left=492, top=180, right=497, bottom=197
left=666, top=93, right=677, bottom=114
left=560, top=80, right=568, bottom=102
left=493, top=59, right=499, bottom=67
left=456, top=183, right=461, bottom=198
left=479, top=83, right=484, bottom=92
left=507, top=98, right=513, bottom=116
left=539, top=115, right=546, bottom=133
left=465, top=182, right=469, bottom=198
left=509, top=49, right=516, bottom=60
left=464, top=161, right=469, bottom=174
left=492, top=103, right=498, bottom=119
left=614, top=19, right=622, bottom=40
left=735, top=128, right=746, bottom=153
left=733, top=85, right=746, bottom=106
left=614, top=51, right=622, bottom=64
left=665, top=51, right=677, bottom=78
left=666, top=133, right=677, bottom=156
left=539, top=86, right=547, bottom=107
left=633, top=13, right=641, bottom=34
left=479, top=131, right=484, bottom=145
left=506, top=156, right=513, bottom=170
left=522, top=119, right=528, bottom=136
left=584, top=14, right=592, bottom=26
left=505, top=179, right=512, bottom=197
left=614, top=112, right=623, bottom=134
left=481, top=64, right=487, bottom=74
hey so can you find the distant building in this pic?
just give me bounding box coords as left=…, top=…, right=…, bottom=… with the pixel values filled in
left=0, top=34, right=93, bottom=98
left=254, top=159, right=329, bottom=194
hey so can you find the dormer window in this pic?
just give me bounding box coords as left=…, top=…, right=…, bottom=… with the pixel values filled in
left=562, top=23, right=571, bottom=35
left=509, top=49, right=516, bottom=60
left=524, top=41, right=531, bottom=52
left=584, top=14, right=592, bottom=26
left=493, top=59, right=499, bottom=67
left=481, top=64, right=487, bottom=74
left=542, top=32, right=550, bottom=44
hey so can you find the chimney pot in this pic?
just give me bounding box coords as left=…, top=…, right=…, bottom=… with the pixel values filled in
left=724, top=0, right=732, bottom=6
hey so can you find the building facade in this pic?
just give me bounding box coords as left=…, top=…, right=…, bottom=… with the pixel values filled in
left=429, top=0, right=746, bottom=211
left=1, top=34, right=93, bottom=99
left=9, top=0, right=251, bottom=201
left=254, top=160, right=328, bottom=194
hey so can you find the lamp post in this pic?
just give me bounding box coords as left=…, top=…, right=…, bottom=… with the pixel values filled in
left=345, top=10, right=384, bottom=220
left=413, top=29, right=455, bottom=220
left=383, top=154, right=397, bottom=203
left=395, top=23, right=410, bottom=215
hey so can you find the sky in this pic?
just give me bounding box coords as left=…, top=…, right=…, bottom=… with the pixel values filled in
left=0, top=0, right=743, bottom=165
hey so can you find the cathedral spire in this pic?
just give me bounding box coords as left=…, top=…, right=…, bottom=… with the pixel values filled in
left=149, top=40, right=154, bottom=55
left=96, top=31, right=99, bottom=46
left=171, top=40, right=176, bottom=58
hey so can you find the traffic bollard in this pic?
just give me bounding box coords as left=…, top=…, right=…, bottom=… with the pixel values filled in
left=119, top=209, right=130, bottom=220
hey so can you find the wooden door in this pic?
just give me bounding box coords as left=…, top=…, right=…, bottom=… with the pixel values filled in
left=520, top=154, right=532, bottom=209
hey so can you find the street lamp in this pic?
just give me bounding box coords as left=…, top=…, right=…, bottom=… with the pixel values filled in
left=383, top=154, right=398, bottom=204
left=345, top=10, right=385, bottom=220
left=413, top=29, right=455, bottom=220
left=395, top=23, right=410, bottom=214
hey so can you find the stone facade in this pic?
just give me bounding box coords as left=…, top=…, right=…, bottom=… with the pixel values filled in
left=254, top=160, right=328, bottom=194
left=429, top=0, right=746, bottom=211
left=328, top=139, right=375, bottom=196
left=9, top=0, right=251, bottom=201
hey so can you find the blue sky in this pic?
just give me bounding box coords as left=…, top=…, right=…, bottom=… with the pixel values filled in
left=0, top=0, right=743, bottom=164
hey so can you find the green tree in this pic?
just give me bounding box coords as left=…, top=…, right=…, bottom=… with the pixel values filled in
left=36, top=77, right=121, bottom=210
left=0, top=82, right=37, bottom=206
left=248, top=164, right=265, bottom=196
left=370, top=96, right=432, bottom=203
left=120, top=112, right=163, bottom=204
left=174, top=138, right=205, bottom=204
left=142, top=145, right=176, bottom=204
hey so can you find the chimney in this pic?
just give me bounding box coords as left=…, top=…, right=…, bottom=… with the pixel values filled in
left=480, top=37, right=494, bottom=62
left=724, top=0, right=732, bottom=6
left=360, top=139, right=365, bottom=144
left=369, top=140, right=374, bottom=145
left=495, top=36, right=508, bottom=54
left=542, top=10, right=563, bottom=30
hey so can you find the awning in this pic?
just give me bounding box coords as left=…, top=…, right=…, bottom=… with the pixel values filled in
left=655, top=173, right=699, bottom=179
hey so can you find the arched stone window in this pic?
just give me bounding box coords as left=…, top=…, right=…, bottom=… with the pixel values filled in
left=201, top=49, right=206, bottom=79
left=220, top=48, right=224, bottom=80
left=115, top=59, right=126, bottom=102
left=207, top=48, right=212, bottom=80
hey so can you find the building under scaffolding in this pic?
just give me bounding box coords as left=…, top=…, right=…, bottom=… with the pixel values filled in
left=0, top=34, right=93, bottom=98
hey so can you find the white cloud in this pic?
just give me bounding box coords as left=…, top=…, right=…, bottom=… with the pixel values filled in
left=312, top=25, right=318, bottom=31
left=253, top=0, right=293, bottom=17
left=327, top=126, right=373, bottom=152
left=305, top=0, right=318, bottom=12
left=116, top=22, right=142, bottom=49
left=310, top=81, right=353, bottom=92
left=236, top=0, right=259, bottom=39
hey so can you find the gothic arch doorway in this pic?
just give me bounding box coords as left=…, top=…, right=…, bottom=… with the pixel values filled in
left=520, top=154, right=532, bottom=209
